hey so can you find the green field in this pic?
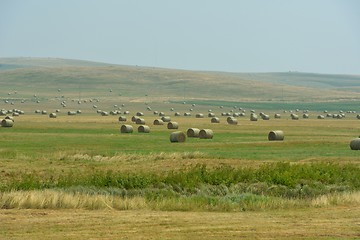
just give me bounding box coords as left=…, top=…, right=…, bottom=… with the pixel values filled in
left=1, top=58, right=360, bottom=239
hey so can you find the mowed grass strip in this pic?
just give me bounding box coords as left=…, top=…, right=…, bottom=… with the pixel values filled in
left=1, top=206, right=360, bottom=239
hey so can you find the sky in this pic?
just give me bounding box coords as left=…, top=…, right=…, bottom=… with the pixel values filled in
left=1, top=0, right=359, bottom=74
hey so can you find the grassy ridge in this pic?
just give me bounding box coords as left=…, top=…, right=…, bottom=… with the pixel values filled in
left=177, top=99, right=360, bottom=111
left=1, top=57, right=360, bottom=102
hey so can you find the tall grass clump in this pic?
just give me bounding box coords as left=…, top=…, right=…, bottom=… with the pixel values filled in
left=1, top=162, right=360, bottom=211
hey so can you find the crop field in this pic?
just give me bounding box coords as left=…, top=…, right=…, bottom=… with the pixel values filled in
left=1, top=100, right=360, bottom=239
left=1, top=58, right=360, bottom=239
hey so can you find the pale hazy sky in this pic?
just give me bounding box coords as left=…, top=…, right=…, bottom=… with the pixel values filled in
left=1, top=0, right=359, bottom=74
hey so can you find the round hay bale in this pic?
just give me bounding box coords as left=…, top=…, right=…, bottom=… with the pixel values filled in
left=261, top=114, right=270, bottom=120
left=195, top=113, right=204, bottom=118
left=136, top=112, right=144, bottom=116
left=291, top=114, right=299, bottom=120
left=187, top=128, right=200, bottom=137
left=174, top=112, right=181, bottom=116
left=49, top=113, right=57, bottom=118
left=138, top=125, right=150, bottom=133
left=268, top=130, right=284, bottom=141
left=131, top=116, right=140, bottom=122
left=135, top=118, right=145, bottom=125
left=227, top=116, right=238, bottom=125
left=153, top=111, right=159, bottom=115
left=184, top=112, right=191, bottom=116
left=5, top=116, right=14, bottom=122
left=101, top=111, right=109, bottom=116
left=170, top=131, right=186, bottom=142
left=211, top=117, right=220, bottom=123
left=167, top=121, right=179, bottom=129
left=120, top=124, right=133, bottom=133
left=119, top=116, right=127, bottom=122
left=1, top=119, right=14, bottom=127
left=161, top=116, right=171, bottom=122
left=357, top=115, right=360, bottom=120
left=77, top=110, right=82, bottom=114
left=41, top=110, right=47, bottom=115
left=317, top=115, right=325, bottom=119
left=335, top=114, right=343, bottom=119
left=153, top=119, right=164, bottom=125
left=12, top=112, right=19, bottom=117
left=199, top=129, right=213, bottom=139
left=68, top=111, right=76, bottom=116
left=208, top=112, right=215, bottom=117
left=350, top=138, right=360, bottom=150
left=159, top=112, right=165, bottom=117
left=303, top=114, right=309, bottom=119
left=274, top=113, right=281, bottom=119
left=124, top=111, right=130, bottom=115
left=250, top=113, right=258, bottom=121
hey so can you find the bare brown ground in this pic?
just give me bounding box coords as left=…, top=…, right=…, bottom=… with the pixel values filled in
left=1, top=206, right=359, bottom=239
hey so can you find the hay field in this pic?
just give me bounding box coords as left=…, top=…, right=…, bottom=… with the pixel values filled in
left=1, top=109, right=360, bottom=238
left=1, top=58, right=360, bottom=239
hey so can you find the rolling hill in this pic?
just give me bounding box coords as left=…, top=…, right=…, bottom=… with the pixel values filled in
left=1, top=57, right=359, bottom=104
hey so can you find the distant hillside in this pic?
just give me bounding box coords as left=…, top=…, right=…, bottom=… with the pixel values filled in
left=236, top=72, right=360, bottom=92
left=0, top=57, right=359, bottom=103
left=0, top=57, right=111, bottom=70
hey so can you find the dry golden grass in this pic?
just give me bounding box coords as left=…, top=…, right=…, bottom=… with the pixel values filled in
left=1, top=206, right=359, bottom=239
left=312, top=192, right=360, bottom=207
left=0, top=190, right=147, bottom=210
left=2, top=190, right=360, bottom=212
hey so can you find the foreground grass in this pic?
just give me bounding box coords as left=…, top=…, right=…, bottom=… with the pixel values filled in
left=1, top=206, right=360, bottom=239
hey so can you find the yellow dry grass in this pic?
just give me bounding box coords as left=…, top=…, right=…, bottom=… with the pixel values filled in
left=0, top=190, right=147, bottom=210
left=2, top=190, right=360, bottom=211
